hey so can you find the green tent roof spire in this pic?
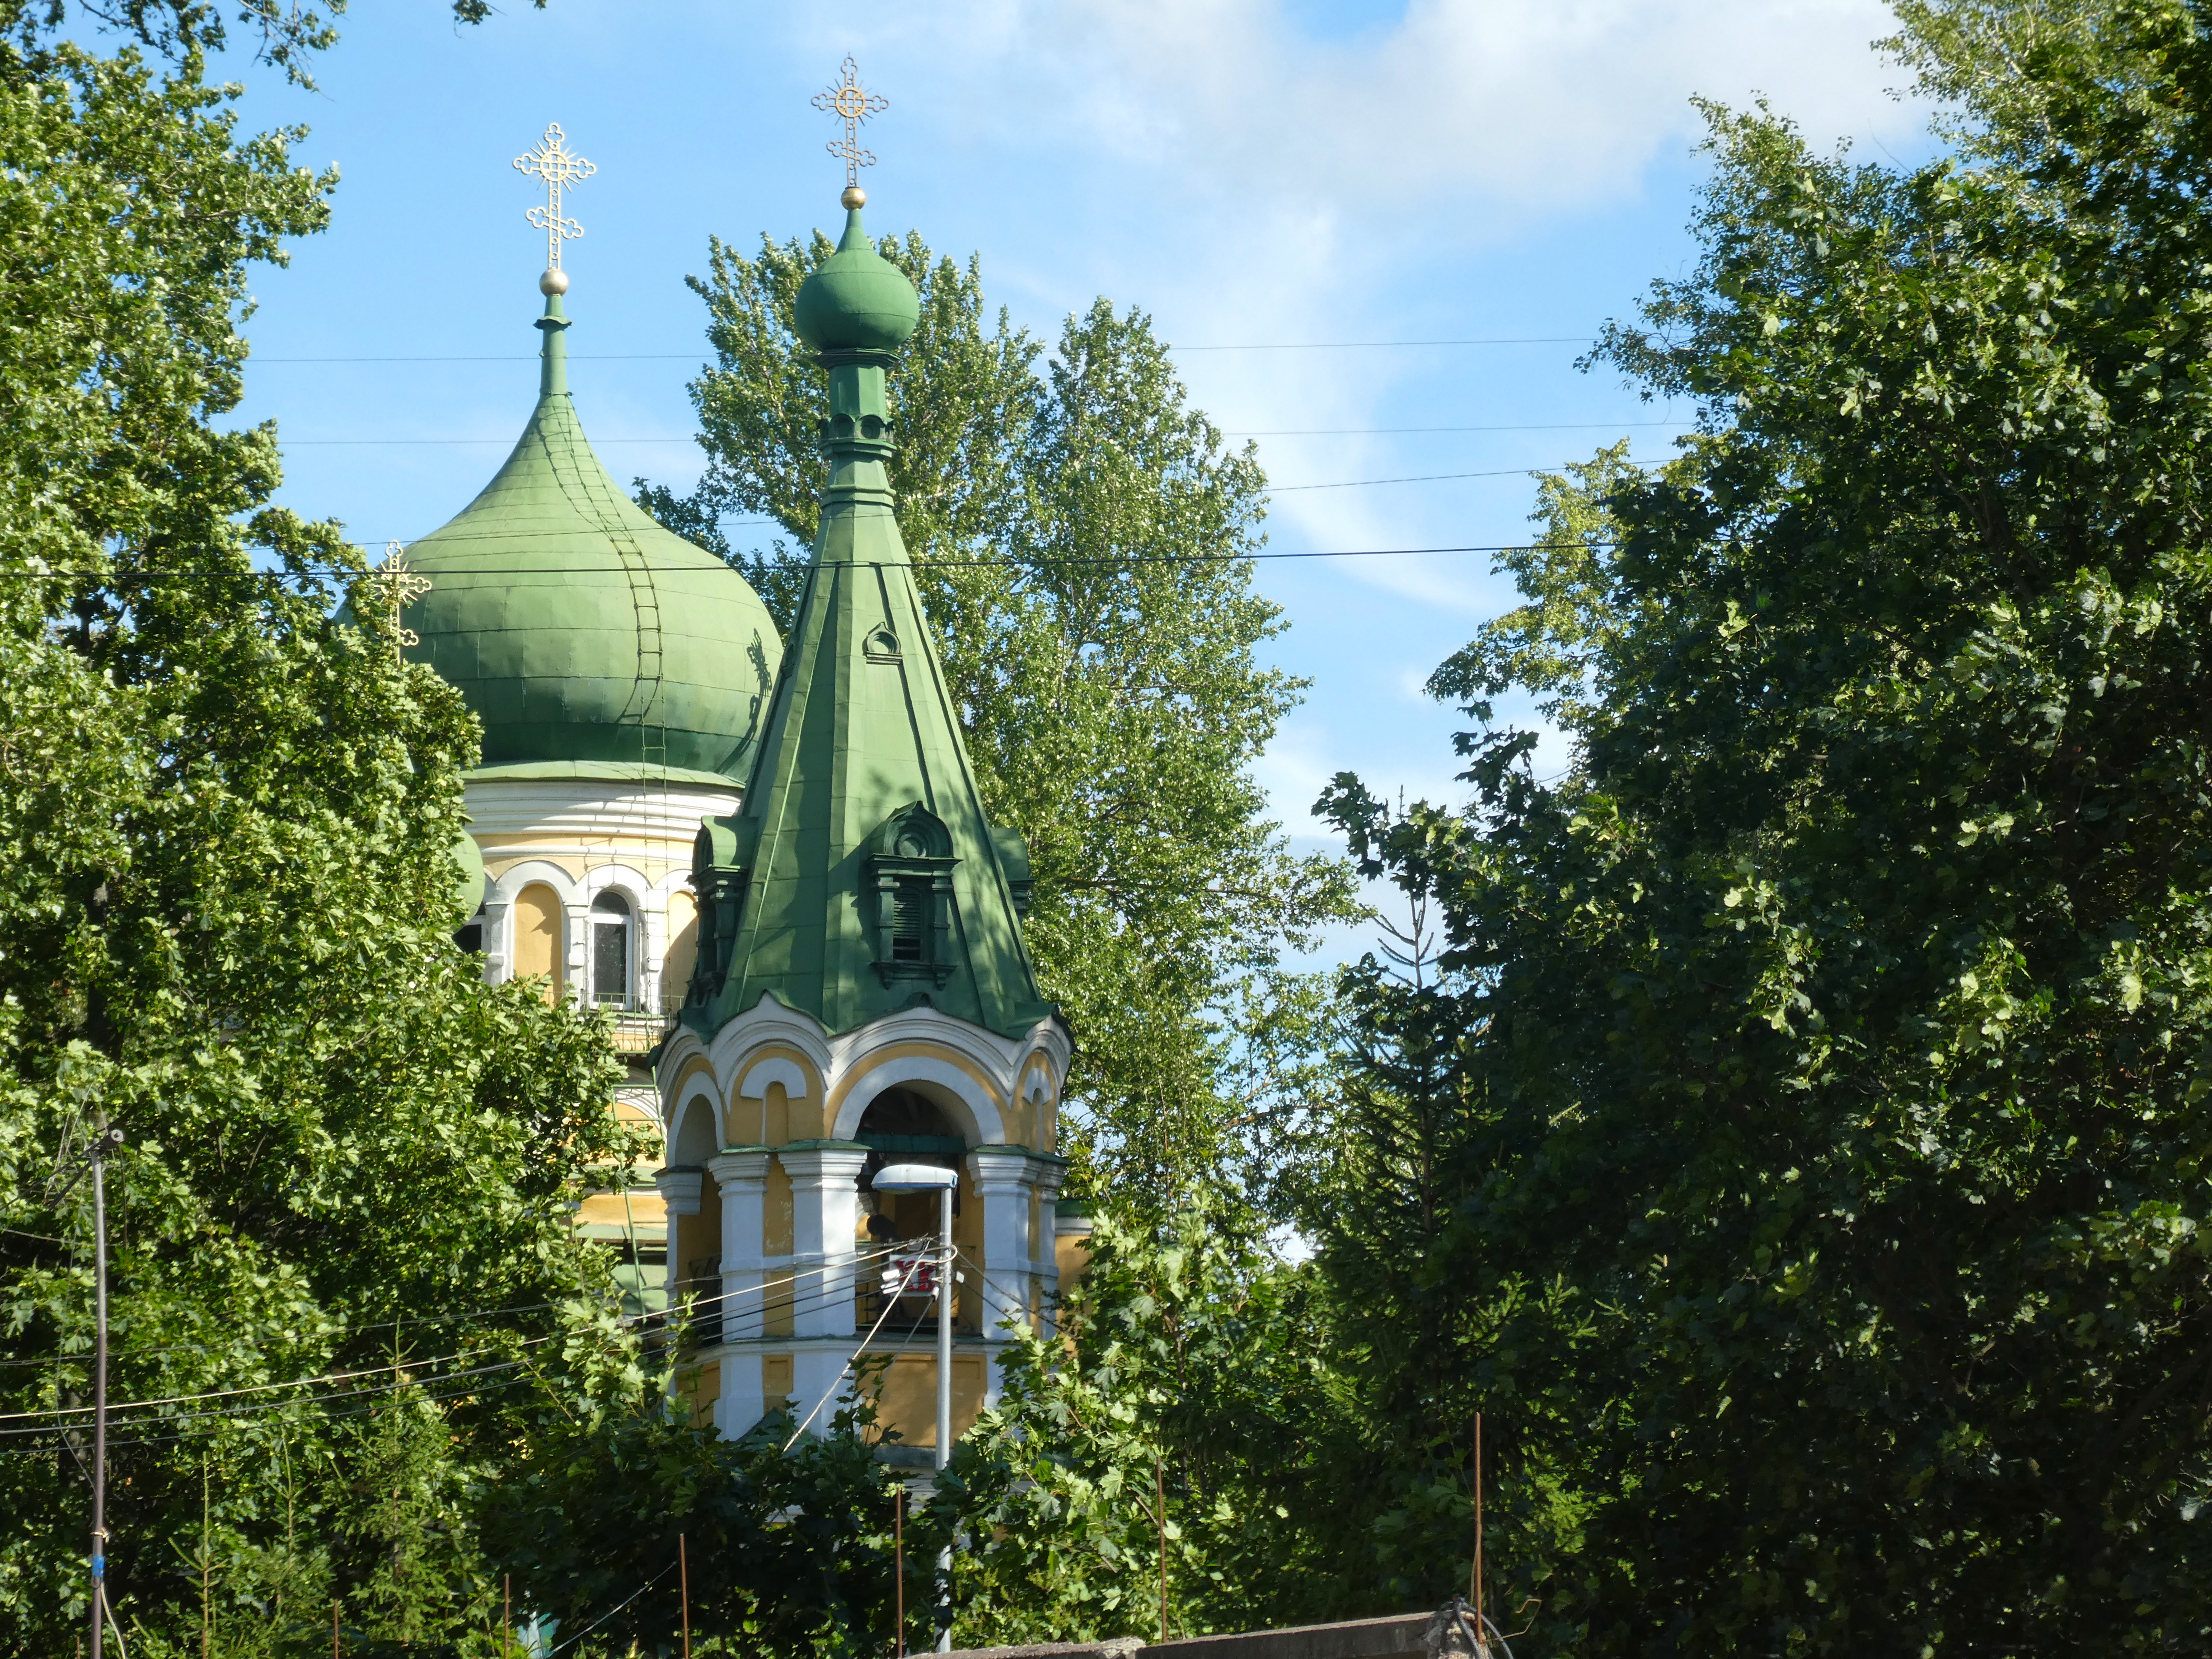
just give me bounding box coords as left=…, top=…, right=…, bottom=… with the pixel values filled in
left=685, top=206, right=1051, bottom=1042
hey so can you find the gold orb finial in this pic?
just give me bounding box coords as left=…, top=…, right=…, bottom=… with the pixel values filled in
left=842, top=184, right=867, bottom=210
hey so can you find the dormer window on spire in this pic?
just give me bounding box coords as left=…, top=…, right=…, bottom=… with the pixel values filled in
left=865, top=803, right=957, bottom=986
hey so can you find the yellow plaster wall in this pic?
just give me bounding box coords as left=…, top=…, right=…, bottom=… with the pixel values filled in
left=763, top=1353, right=794, bottom=1413
left=677, top=1172, right=723, bottom=1288
left=512, top=883, right=562, bottom=999
left=763, top=1271, right=795, bottom=1338
left=1055, top=1229, right=1092, bottom=1294
left=664, top=888, right=698, bottom=1004
left=575, top=1191, right=666, bottom=1237
left=766, top=1160, right=794, bottom=1256
left=868, top=1352, right=989, bottom=1448
left=681, top=1360, right=720, bottom=1425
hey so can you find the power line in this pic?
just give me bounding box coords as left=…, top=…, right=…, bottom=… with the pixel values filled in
left=245, top=337, right=1593, bottom=366
left=0, top=1242, right=909, bottom=1387
left=1273, top=466, right=1554, bottom=493
left=0, top=541, right=1614, bottom=586
left=265, top=418, right=1686, bottom=446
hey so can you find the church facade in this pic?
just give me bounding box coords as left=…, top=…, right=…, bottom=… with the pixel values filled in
left=399, top=187, right=1082, bottom=1452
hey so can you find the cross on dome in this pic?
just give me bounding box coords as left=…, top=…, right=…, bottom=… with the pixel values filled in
left=513, top=122, right=595, bottom=277
left=813, top=56, right=887, bottom=197
left=368, top=543, right=431, bottom=663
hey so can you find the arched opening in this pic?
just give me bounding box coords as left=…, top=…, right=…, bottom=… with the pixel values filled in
left=511, top=882, right=562, bottom=1001
left=590, top=890, right=633, bottom=1008
left=856, top=1086, right=967, bottom=1333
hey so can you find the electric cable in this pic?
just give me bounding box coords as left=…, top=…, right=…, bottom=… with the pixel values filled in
left=0, top=1365, right=548, bottom=1458
left=0, top=539, right=1625, bottom=584
left=782, top=1249, right=927, bottom=1450
left=265, top=417, right=1686, bottom=446
left=245, top=337, right=1594, bottom=366
left=546, top=1559, right=681, bottom=1656
left=0, top=1240, right=913, bottom=1376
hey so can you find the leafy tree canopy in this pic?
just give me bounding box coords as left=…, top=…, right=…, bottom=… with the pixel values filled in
left=638, top=234, right=1355, bottom=1208
left=0, top=5, right=640, bottom=1651
left=1315, top=0, right=2212, bottom=1649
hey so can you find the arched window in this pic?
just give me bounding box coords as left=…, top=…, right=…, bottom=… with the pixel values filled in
left=590, top=890, right=633, bottom=1008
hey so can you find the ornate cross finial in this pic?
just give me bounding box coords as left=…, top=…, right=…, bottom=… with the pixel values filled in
left=513, top=122, right=596, bottom=273
left=370, top=542, right=431, bottom=663
left=813, top=56, right=888, bottom=192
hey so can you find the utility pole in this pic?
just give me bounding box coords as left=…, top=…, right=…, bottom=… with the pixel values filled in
left=867, top=1164, right=959, bottom=1655
left=55, top=1126, right=124, bottom=1659
left=935, top=1178, right=954, bottom=1654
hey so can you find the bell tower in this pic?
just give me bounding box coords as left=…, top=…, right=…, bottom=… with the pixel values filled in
left=652, top=161, right=1072, bottom=1449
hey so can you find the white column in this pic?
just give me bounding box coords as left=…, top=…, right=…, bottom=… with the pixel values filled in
left=778, top=1143, right=870, bottom=1433
left=638, top=900, right=666, bottom=1015
left=482, top=895, right=512, bottom=985
left=967, top=1149, right=1032, bottom=1343
left=653, top=1168, right=703, bottom=1314
left=1031, top=1158, right=1067, bottom=1333
left=563, top=901, right=589, bottom=1006
left=708, top=1149, right=771, bottom=1340
left=708, top=1148, right=770, bottom=1436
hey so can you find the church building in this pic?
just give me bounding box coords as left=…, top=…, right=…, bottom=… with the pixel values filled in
left=397, top=134, right=1082, bottom=1453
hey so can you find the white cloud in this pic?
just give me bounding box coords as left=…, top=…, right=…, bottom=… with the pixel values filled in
left=887, top=0, right=1922, bottom=226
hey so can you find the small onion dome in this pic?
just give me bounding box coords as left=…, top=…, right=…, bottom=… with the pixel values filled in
left=794, top=205, right=919, bottom=354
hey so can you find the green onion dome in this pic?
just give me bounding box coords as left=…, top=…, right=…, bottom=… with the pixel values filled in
left=793, top=198, right=920, bottom=355
left=401, top=291, right=783, bottom=782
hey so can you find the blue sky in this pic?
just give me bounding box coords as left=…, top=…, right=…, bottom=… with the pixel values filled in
left=220, top=0, right=1934, bottom=967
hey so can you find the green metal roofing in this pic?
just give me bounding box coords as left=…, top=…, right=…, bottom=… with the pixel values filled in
left=464, top=759, right=743, bottom=790
left=402, top=291, right=783, bottom=782
left=794, top=205, right=923, bottom=354
left=687, top=209, right=1054, bottom=1044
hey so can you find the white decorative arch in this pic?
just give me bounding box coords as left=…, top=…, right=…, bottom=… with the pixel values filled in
left=666, top=1088, right=722, bottom=1165
left=578, top=864, right=652, bottom=907
left=487, top=858, right=580, bottom=906
left=1022, top=1063, right=1053, bottom=1104
left=737, top=1057, right=810, bottom=1101
left=831, top=1054, right=1007, bottom=1147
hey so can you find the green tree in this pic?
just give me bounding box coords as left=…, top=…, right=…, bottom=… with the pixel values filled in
left=1317, top=1, right=2212, bottom=1648
left=484, top=1398, right=901, bottom=1658
left=638, top=235, right=1354, bottom=1207
left=0, top=5, right=638, bottom=1650
left=921, top=1205, right=1358, bottom=1645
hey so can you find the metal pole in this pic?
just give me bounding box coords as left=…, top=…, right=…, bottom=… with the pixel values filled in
left=894, top=1486, right=905, bottom=1659
left=1473, top=1413, right=1485, bottom=1654
left=89, top=1139, right=110, bottom=1659
left=679, top=1532, right=690, bottom=1659
left=934, top=1182, right=953, bottom=1654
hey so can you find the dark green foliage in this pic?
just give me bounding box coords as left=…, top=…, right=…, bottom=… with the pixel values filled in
left=1315, top=1, right=2212, bottom=1649
left=922, top=1207, right=1364, bottom=1645
left=485, top=1400, right=901, bottom=1657
left=0, top=4, right=637, bottom=1650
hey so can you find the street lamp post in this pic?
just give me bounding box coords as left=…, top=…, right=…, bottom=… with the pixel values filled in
left=53, top=1126, right=125, bottom=1659
left=868, top=1162, right=959, bottom=1653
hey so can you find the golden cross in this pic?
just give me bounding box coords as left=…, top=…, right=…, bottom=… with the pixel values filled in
left=370, top=542, right=431, bottom=662
left=812, top=56, right=888, bottom=190
left=513, top=122, right=596, bottom=272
